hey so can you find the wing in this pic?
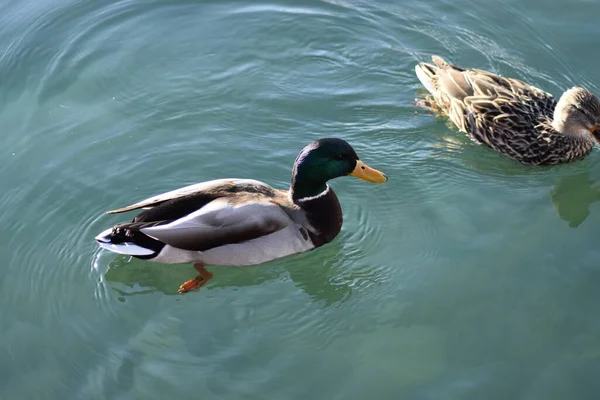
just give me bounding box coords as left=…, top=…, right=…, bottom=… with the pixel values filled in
left=106, top=178, right=269, bottom=214
left=431, top=56, right=555, bottom=106
left=448, top=70, right=556, bottom=147
left=139, top=198, right=291, bottom=251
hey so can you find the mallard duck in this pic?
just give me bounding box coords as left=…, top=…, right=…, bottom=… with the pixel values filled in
left=414, top=56, right=600, bottom=165
left=95, top=138, right=387, bottom=293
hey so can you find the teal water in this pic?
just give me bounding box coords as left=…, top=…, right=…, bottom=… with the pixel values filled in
left=3, top=0, right=600, bottom=398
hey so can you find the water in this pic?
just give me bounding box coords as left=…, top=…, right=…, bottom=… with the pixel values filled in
left=2, top=0, right=600, bottom=398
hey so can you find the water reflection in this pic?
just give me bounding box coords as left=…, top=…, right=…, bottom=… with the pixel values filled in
left=550, top=170, right=600, bottom=227
left=424, top=126, right=600, bottom=227
left=101, top=239, right=378, bottom=306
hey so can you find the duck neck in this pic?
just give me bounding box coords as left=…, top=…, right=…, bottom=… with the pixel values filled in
left=552, top=97, right=591, bottom=140
left=552, top=117, right=583, bottom=138
left=293, top=184, right=342, bottom=247
left=290, top=172, right=329, bottom=202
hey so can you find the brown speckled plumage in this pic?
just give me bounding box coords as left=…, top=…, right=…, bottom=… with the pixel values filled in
left=415, top=56, right=600, bottom=165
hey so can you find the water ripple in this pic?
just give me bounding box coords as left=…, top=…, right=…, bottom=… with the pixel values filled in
left=3, top=0, right=600, bottom=397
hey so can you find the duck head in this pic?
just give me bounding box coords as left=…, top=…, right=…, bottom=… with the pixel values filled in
left=290, top=138, right=387, bottom=201
left=553, top=87, right=600, bottom=142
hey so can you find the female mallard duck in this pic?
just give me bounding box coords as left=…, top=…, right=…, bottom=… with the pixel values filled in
left=415, top=56, right=600, bottom=165
left=96, top=138, right=387, bottom=293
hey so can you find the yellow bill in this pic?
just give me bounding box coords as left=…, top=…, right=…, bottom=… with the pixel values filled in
left=349, top=160, right=388, bottom=183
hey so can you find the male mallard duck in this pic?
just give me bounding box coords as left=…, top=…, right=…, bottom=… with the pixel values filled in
left=96, top=138, right=387, bottom=293
left=414, top=55, right=600, bottom=165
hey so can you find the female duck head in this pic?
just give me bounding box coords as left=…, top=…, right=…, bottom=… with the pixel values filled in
left=553, top=87, right=600, bottom=142
left=290, top=138, right=387, bottom=200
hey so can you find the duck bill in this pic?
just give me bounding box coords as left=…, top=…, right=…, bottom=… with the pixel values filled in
left=349, top=160, right=388, bottom=183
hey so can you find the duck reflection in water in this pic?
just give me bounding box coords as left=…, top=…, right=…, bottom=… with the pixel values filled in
left=550, top=170, right=600, bottom=227
left=101, top=238, right=381, bottom=307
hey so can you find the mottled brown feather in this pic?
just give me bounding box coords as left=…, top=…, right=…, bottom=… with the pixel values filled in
left=415, top=56, right=595, bottom=165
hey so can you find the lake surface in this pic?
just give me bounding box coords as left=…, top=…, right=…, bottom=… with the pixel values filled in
left=2, top=0, right=600, bottom=398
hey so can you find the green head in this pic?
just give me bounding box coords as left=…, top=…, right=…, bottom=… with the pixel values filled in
left=290, top=138, right=387, bottom=201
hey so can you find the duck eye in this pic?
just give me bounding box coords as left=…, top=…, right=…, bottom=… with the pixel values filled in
left=334, top=154, right=345, bottom=161
left=573, top=104, right=590, bottom=117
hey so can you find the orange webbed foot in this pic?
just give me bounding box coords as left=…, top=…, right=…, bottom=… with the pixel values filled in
left=178, top=263, right=214, bottom=294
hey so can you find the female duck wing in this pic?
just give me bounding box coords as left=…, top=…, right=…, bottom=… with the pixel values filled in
left=419, top=57, right=557, bottom=141
left=139, top=197, right=290, bottom=252
left=106, top=178, right=267, bottom=214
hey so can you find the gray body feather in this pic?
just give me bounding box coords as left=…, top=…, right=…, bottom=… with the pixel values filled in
left=96, top=179, right=320, bottom=266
